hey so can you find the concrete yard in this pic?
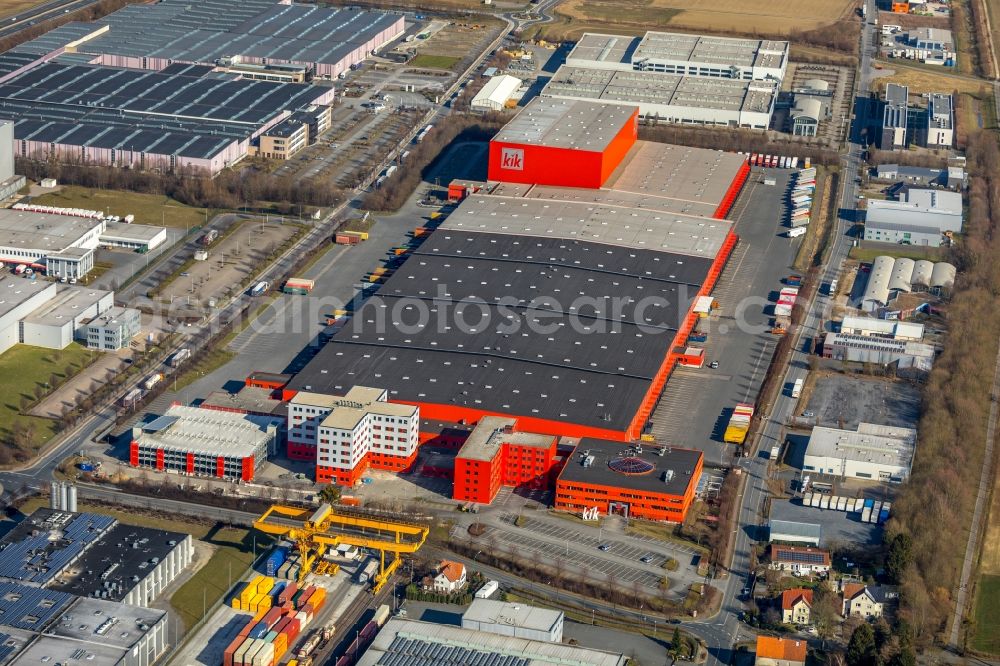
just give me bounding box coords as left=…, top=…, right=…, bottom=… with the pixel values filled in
left=158, top=219, right=304, bottom=305
left=769, top=498, right=883, bottom=547
left=803, top=374, right=920, bottom=429
left=649, top=167, right=804, bottom=466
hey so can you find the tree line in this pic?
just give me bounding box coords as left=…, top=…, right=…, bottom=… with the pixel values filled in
left=16, top=157, right=345, bottom=211
left=362, top=114, right=506, bottom=212
left=886, top=130, right=1000, bottom=645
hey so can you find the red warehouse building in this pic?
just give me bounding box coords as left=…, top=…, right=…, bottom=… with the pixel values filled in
left=282, top=98, right=751, bottom=461
left=556, top=440, right=703, bottom=523
left=487, top=99, right=638, bottom=189
left=129, top=404, right=281, bottom=483
left=452, top=416, right=560, bottom=504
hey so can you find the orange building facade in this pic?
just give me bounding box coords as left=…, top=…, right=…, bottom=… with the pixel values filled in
left=453, top=416, right=559, bottom=504
left=555, top=441, right=703, bottom=523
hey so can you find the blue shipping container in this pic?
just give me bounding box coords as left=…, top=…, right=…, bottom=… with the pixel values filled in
left=78, top=463, right=95, bottom=472
left=266, top=548, right=288, bottom=576
left=863, top=498, right=875, bottom=508
left=249, top=622, right=269, bottom=639
left=878, top=509, right=889, bottom=524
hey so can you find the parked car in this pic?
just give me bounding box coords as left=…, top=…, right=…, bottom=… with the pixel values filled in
left=709, top=361, right=720, bottom=369
left=598, top=543, right=610, bottom=552
left=640, top=554, right=654, bottom=564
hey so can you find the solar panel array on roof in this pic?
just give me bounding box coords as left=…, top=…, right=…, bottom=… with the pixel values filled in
left=0, top=512, right=115, bottom=584
left=60, top=0, right=402, bottom=69
left=775, top=549, right=828, bottom=564
left=0, top=632, right=17, bottom=662
left=378, top=635, right=532, bottom=666
left=0, top=582, right=73, bottom=631
left=0, top=61, right=327, bottom=159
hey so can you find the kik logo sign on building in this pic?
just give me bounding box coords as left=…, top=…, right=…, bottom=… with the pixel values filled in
left=500, top=147, right=524, bottom=170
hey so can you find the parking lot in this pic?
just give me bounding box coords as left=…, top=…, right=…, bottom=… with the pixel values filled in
left=769, top=498, right=883, bottom=546
left=803, top=373, right=920, bottom=429
left=649, top=168, right=803, bottom=466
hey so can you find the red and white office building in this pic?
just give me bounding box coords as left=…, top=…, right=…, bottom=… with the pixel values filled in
left=286, top=386, right=420, bottom=485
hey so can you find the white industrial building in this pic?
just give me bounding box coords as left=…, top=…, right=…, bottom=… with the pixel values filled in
left=542, top=65, right=776, bottom=129
left=822, top=332, right=935, bottom=371
left=0, top=122, right=26, bottom=202
left=862, top=255, right=956, bottom=311
left=923, top=94, right=954, bottom=147
left=839, top=315, right=923, bottom=341
left=130, top=405, right=282, bottom=482
left=566, top=31, right=788, bottom=82
left=803, top=423, right=916, bottom=482
left=0, top=276, right=114, bottom=354
left=768, top=520, right=821, bottom=546
left=100, top=222, right=168, bottom=252
left=85, top=305, right=140, bottom=351
left=0, top=209, right=166, bottom=278
left=880, top=83, right=908, bottom=150
left=471, top=75, right=522, bottom=112
left=357, top=619, right=628, bottom=666
left=461, top=599, right=565, bottom=643
left=864, top=189, right=963, bottom=247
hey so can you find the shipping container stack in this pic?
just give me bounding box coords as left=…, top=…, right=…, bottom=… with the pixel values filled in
left=223, top=577, right=313, bottom=666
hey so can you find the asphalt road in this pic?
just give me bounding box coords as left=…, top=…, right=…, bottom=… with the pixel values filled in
left=703, top=4, right=879, bottom=665
left=0, top=0, right=99, bottom=38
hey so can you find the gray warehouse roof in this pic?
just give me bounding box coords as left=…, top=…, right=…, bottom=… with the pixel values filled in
left=0, top=61, right=328, bottom=159
left=558, top=439, right=702, bottom=496
left=633, top=31, right=788, bottom=71
left=462, top=599, right=563, bottom=634
left=768, top=520, right=822, bottom=543
left=492, top=97, right=636, bottom=151
left=31, top=0, right=403, bottom=70
left=356, top=618, right=628, bottom=666
left=543, top=65, right=776, bottom=114
left=0, top=509, right=116, bottom=585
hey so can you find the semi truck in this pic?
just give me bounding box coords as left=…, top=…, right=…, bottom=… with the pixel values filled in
left=723, top=403, right=755, bottom=444
left=200, top=229, right=219, bottom=246
left=791, top=378, right=804, bottom=398
left=249, top=281, right=269, bottom=297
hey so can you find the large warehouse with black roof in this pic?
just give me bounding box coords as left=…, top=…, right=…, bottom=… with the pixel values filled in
left=285, top=98, right=748, bottom=442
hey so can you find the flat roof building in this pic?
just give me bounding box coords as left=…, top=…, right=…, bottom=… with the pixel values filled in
left=822, top=332, right=934, bottom=371
left=21, top=285, right=113, bottom=351
left=556, top=439, right=703, bottom=523
left=100, top=222, right=167, bottom=253
left=287, top=386, right=420, bottom=485
left=0, top=276, right=56, bottom=354
left=907, top=27, right=954, bottom=51
left=542, top=65, right=776, bottom=129
left=865, top=188, right=962, bottom=247
left=880, top=83, right=909, bottom=150
left=0, top=60, right=334, bottom=175
left=287, top=100, right=749, bottom=445
left=0, top=209, right=103, bottom=270
left=84, top=305, right=140, bottom=351
left=803, top=423, right=916, bottom=482
left=129, top=404, right=282, bottom=482
left=488, top=97, right=639, bottom=188
left=461, top=598, right=564, bottom=643
left=453, top=417, right=559, bottom=504
left=839, top=315, right=923, bottom=341
left=47, top=522, right=193, bottom=607
left=9, top=595, right=167, bottom=666
left=566, top=31, right=788, bottom=82
left=924, top=93, right=953, bottom=148
left=357, top=618, right=628, bottom=666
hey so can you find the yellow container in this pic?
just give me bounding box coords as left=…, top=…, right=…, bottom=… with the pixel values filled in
left=257, top=577, right=274, bottom=595
left=231, top=597, right=242, bottom=610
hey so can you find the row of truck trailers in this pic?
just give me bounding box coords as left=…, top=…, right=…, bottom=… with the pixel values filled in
left=788, top=168, right=817, bottom=233
left=802, top=494, right=891, bottom=524
left=748, top=154, right=811, bottom=169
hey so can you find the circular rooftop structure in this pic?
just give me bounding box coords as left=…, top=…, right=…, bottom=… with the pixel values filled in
left=609, top=456, right=655, bottom=475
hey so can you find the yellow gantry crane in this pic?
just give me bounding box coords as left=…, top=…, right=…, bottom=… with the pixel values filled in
left=253, top=503, right=429, bottom=593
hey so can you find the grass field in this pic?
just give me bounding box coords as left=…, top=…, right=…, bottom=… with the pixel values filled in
left=972, top=575, right=1000, bottom=654
left=877, top=62, right=992, bottom=94
left=0, top=344, right=95, bottom=457
left=409, top=54, right=462, bottom=69
left=542, top=0, right=855, bottom=39
left=15, top=497, right=271, bottom=631
left=32, top=186, right=210, bottom=230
